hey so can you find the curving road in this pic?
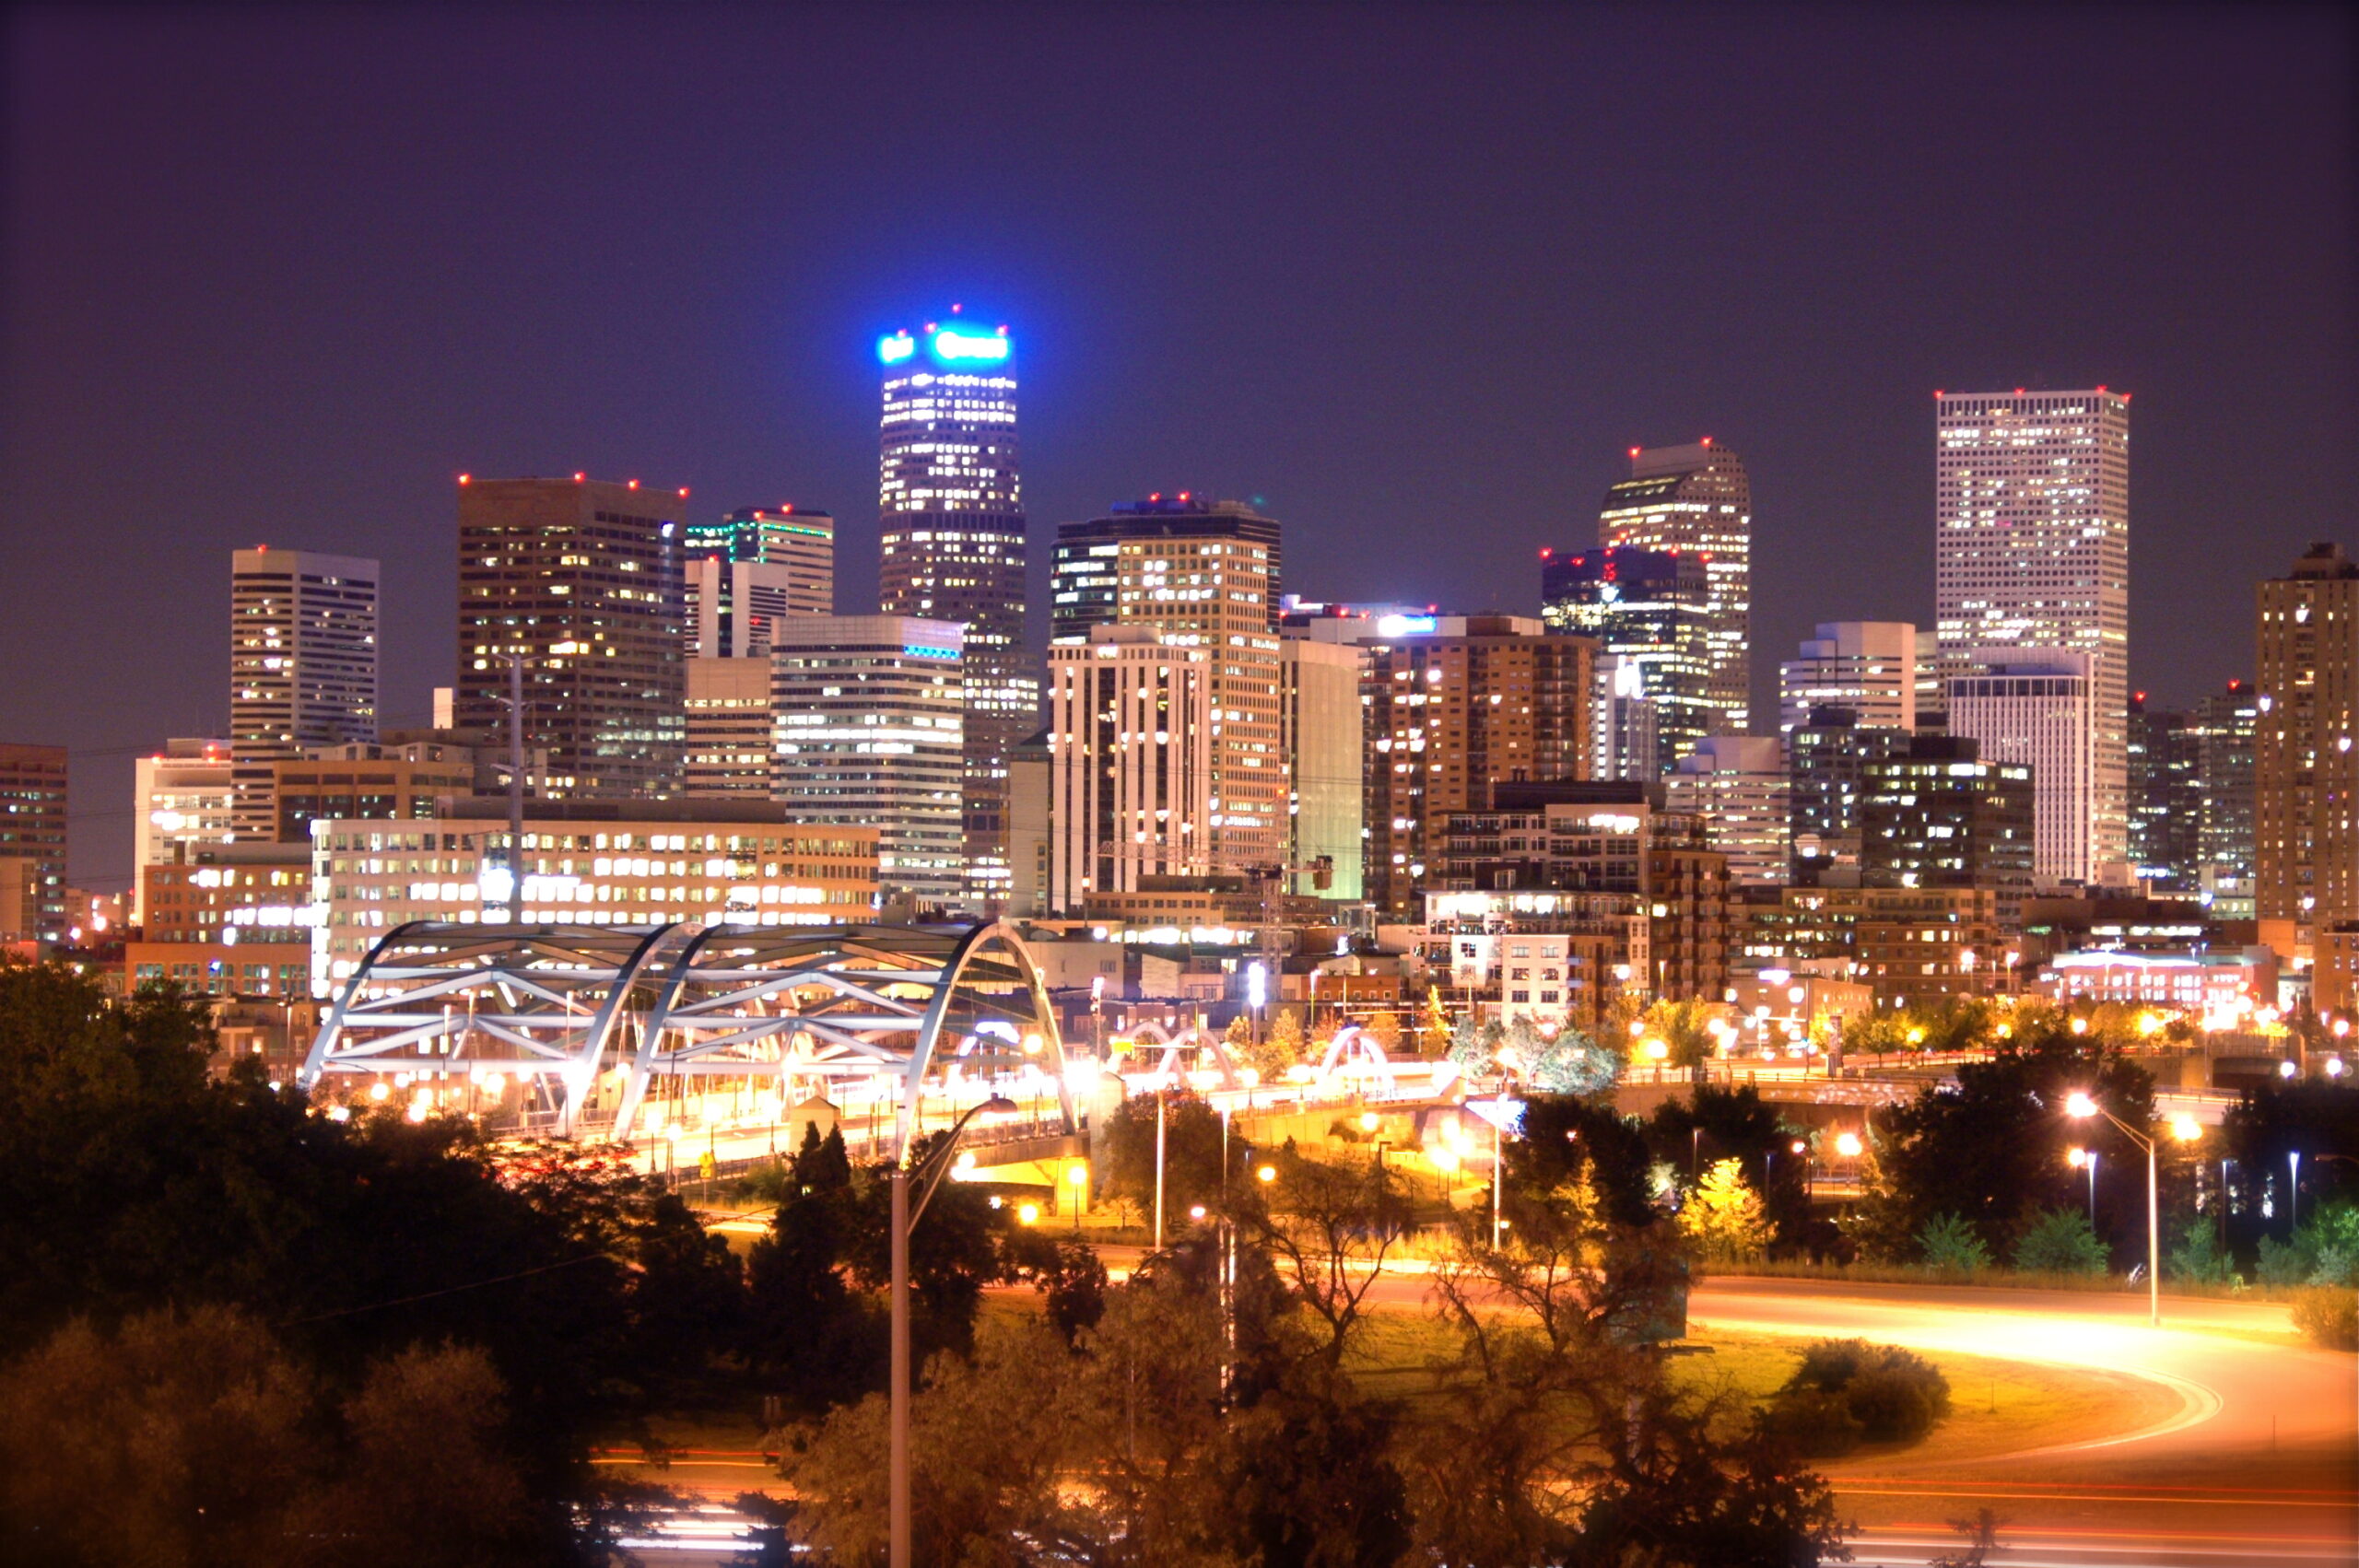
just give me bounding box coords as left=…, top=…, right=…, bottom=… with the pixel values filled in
left=1684, top=1277, right=2356, bottom=1568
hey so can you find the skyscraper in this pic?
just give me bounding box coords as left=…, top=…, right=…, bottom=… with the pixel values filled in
left=1665, top=736, right=1790, bottom=887
left=684, top=505, right=833, bottom=658
left=1362, top=616, right=1593, bottom=919
left=1597, top=441, right=1752, bottom=734
left=1540, top=545, right=1713, bottom=769
left=2255, top=543, right=2359, bottom=959
left=2126, top=694, right=2202, bottom=892
left=1050, top=495, right=1283, bottom=643
left=1860, top=734, right=2036, bottom=906
left=876, top=312, right=1030, bottom=909
left=2192, top=679, right=2258, bottom=916
left=1047, top=627, right=1214, bottom=913
left=1778, top=622, right=1918, bottom=739
left=1788, top=708, right=1912, bottom=881
left=1281, top=634, right=1365, bottom=902
left=1934, top=388, right=2130, bottom=875
left=1049, top=495, right=1285, bottom=875
left=230, top=547, right=377, bottom=839
left=455, top=475, right=687, bottom=799
left=1946, top=651, right=2098, bottom=886
left=771, top=615, right=968, bottom=910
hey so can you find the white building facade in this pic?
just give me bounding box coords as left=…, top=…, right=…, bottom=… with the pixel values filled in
left=1945, top=651, right=2097, bottom=885
left=1665, top=734, right=1790, bottom=886
left=1778, top=621, right=1918, bottom=738
left=230, top=547, right=378, bottom=840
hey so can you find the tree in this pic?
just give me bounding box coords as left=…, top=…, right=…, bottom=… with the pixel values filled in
left=1449, top=1013, right=1504, bottom=1071
left=1232, top=1145, right=1412, bottom=1371
left=1506, top=1094, right=1660, bottom=1230
left=2011, top=1208, right=2108, bottom=1275
left=1850, top=1018, right=2157, bottom=1261
left=1636, top=997, right=1719, bottom=1077
left=1364, top=1009, right=1403, bottom=1057
left=1101, top=1088, right=1228, bottom=1223
left=1680, top=1158, right=1772, bottom=1264
left=0, top=1305, right=312, bottom=1567
left=1648, top=1083, right=1812, bottom=1249
left=1216, top=1375, right=1410, bottom=1568
left=1519, top=1021, right=1621, bottom=1096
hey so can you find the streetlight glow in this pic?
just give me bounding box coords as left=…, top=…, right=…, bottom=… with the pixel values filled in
left=2065, top=1091, right=2098, bottom=1118
left=1835, top=1131, right=1863, bottom=1159
left=1256, top=1164, right=1277, bottom=1183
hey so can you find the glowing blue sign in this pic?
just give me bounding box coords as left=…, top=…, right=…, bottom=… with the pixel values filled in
left=932, top=327, right=1009, bottom=363
left=1376, top=614, right=1438, bottom=638
left=877, top=331, right=916, bottom=365
left=903, top=644, right=959, bottom=661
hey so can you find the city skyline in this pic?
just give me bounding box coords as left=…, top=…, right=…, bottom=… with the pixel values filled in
left=5, top=7, right=2353, bottom=888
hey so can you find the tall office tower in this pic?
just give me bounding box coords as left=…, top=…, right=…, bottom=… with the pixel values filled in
left=132, top=739, right=234, bottom=922
left=1282, top=634, right=1365, bottom=902
left=1541, top=545, right=1714, bottom=769
left=456, top=475, right=687, bottom=799
left=684, top=659, right=777, bottom=801
left=2255, top=543, right=2359, bottom=958
left=1597, top=441, right=1752, bottom=734
left=229, top=547, right=377, bottom=840
left=2193, top=679, right=2259, bottom=916
left=0, top=743, right=68, bottom=942
left=1664, top=735, right=1790, bottom=887
left=1913, top=629, right=1948, bottom=733
left=1046, top=627, right=1214, bottom=913
left=1860, top=734, right=2036, bottom=904
left=1935, top=389, right=2130, bottom=874
left=1050, top=494, right=1283, bottom=643
left=2126, top=694, right=2203, bottom=892
left=1362, top=615, right=1593, bottom=919
left=1946, top=651, right=2098, bottom=886
left=1778, top=622, right=1917, bottom=740
left=1788, top=708, right=1911, bottom=881
left=771, top=616, right=967, bottom=909
left=875, top=312, right=1029, bottom=909
left=684, top=506, right=834, bottom=658
left=1594, top=655, right=1661, bottom=782
left=1047, top=496, right=1285, bottom=874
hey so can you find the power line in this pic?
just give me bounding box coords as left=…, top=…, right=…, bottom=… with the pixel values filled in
left=280, top=1251, right=610, bottom=1326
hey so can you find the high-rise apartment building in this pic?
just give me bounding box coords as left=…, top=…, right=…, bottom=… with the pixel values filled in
left=1665, top=735, right=1790, bottom=887
left=1594, top=656, right=1661, bottom=784
left=2127, top=694, right=2203, bottom=892
left=1934, top=389, right=2130, bottom=875
left=229, top=547, right=377, bottom=839
left=0, top=743, right=68, bottom=942
left=132, top=739, right=235, bottom=922
left=771, top=615, right=967, bottom=910
left=1362, top=616, right=1593, bottom=919
left=455, top=475, right=687, bottom=799
left=1946, top=651, right=2098, bottom=886
left=1914, top=629, right=1947, bottom=733
left=1282, top=635, right=1365, bottom=902
left=684, top=658, right=778, bottom=801
left=1047, top=627, right=1214, bottom=913
left=1541, top=546, right=1713, bottom=769
left=876, top=313, right=1029, bottom=908
left=1778, top=622, right=1917, bottom=739
left=1050, top=495, right=1283, bottom=643
left=1597, top=441, right=1752, bottom=734
left=2255, top=543, right=2359, bottom=958
left=1047, top=495, right=1285, bottom=876
left=684, top=506, right=833, bottom=658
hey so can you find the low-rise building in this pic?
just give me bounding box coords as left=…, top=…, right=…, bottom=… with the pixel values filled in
left=2040, top=947, right=2278, bottom=1014
left=127, top=843, right=315, bottom=997
left=310, top=800, right=877, bottom=992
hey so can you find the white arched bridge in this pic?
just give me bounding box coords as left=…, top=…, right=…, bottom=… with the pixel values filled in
left=297, top=920, right=1076, bottom=1147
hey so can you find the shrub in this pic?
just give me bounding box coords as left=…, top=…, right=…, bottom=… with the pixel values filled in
left=1917, top=1211, right=1991, bottom=1273
left=1778, top=1339, right=1952, bottom=1445
left=2168, top=1222, right=2240, bottom=1285
left=2289, top=1286, right=2358, bottom=1351
left=2257, top=1235, right=2312, bottom=1287
left=2011, top=1208, right=2108, bottom=1275
left=1756, top=1387, right=1861, bottom=1457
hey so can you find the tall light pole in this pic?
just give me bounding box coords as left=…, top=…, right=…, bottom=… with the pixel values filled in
left=2065, top=1092, right=2201, bottom=1327
left=2068, top=1147, right=2098, bottom=1224
left=891, top=1093, right=1017, bottom=1568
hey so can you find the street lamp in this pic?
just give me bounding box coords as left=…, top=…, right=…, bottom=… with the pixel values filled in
left=2064, top=1091, right=2201, bottom=1327
left=890, top=1094, right=1018, bottom=1568
left=2067, top=1146, right=2098, bottom=1223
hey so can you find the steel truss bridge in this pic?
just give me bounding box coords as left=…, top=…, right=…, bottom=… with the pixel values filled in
left=297, top=920, right=1074, bottom=1148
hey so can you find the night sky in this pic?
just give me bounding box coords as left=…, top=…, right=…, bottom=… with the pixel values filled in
left=6, top=5, right=2353, bottom=889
